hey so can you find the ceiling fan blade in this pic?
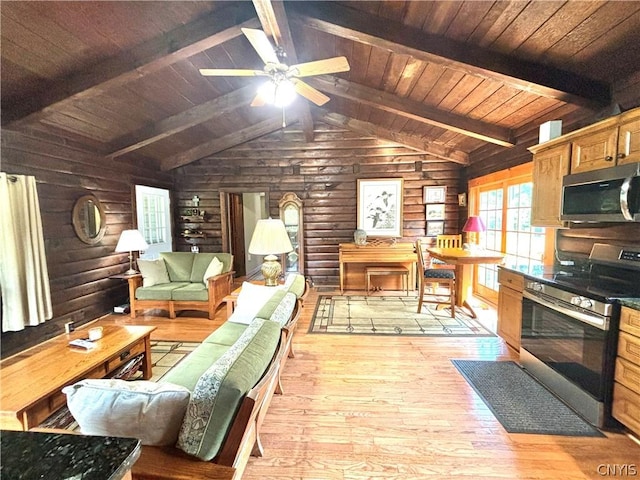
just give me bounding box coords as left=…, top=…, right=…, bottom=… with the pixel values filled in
left=292, top=79, right=330, bottom=106
left=290, top=56, right=350, bottom=78
left=241, top=28, right=279, bottom=65
left=199, top=68, right=266, bottom=77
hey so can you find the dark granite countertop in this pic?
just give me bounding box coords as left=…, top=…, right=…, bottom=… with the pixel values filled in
left=619, top=298, right=640, bottom=310
left=498, top=264, right=559, bottom=279
left=0, top=430, right=140, bottom=480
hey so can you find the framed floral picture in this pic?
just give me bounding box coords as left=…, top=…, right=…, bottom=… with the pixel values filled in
left=426, top=221, right=444, bottom=237
left=426, top=203, right=445, bottom=220
left=357, top=178, right=404, bottom=237
left=423, top=186, right=446, bottom=203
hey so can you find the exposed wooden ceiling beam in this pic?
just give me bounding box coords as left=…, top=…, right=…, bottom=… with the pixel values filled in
left=252, top=0, right=315, bottom=142
left=161, top=116, right=296, bottom=171
left=318, top=110, right=469, bottom=165
left=309, top=76, right=514, bottom=147
left=4, top=3, right=260, bottom=127
left=288, top=2, right=610, bottom=110
left=106, top=85, right=258, bottom=159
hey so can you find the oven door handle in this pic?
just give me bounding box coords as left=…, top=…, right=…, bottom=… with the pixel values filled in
left=522, top=290, right=609, bottom=330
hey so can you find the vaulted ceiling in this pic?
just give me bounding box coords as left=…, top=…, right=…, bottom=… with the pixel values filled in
left=2, top=1, right=640, bottom=171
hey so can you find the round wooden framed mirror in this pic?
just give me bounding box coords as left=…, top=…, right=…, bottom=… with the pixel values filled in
left=72, top=194, right=106, bottom=244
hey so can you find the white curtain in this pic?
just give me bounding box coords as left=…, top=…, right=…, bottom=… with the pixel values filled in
left=0, top=173, right=53, bottom=331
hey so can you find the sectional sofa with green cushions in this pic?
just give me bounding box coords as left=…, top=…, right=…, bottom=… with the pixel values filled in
left=64, top=273, right=308, bottom=480
left=156, top=275, right=308, bottom=464
left=127, top=252, right=234, bottom=320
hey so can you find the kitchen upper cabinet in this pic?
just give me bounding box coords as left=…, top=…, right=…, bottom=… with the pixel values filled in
left=617, top=114, right=640, bottom=166
left=528, top=107, right=640, bottom=226
left=570, top=126, right=618, bottom=173
left=530, top=143, right=571, bottom=227
left=570, top=108, right=640, bottom=174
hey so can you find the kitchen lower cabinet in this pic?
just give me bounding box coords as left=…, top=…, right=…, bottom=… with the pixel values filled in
left=613, top=306, right=640, bottom=436
left=497, top=268, right=523, bottom=351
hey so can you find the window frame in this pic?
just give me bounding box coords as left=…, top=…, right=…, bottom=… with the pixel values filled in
left=134, top=185, right=173, bottom=259
left=468, top=163, right=554, bottom=304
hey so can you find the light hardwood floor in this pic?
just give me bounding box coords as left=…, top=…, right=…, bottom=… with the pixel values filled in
left=103, top=288, right=640, bottom=480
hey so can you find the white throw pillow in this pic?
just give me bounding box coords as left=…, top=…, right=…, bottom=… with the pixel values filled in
left=227, top=307, right=256, bottom=325
left=203, top=256, right=224, bottom=283
left=229, top=282, right=280, bottom=323
left=137, top=258, right=170, bottom=287
left=63, top=379, right=190, bottom=446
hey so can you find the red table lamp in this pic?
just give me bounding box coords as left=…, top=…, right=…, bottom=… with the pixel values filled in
left=462, top=215, right=486, bottom=246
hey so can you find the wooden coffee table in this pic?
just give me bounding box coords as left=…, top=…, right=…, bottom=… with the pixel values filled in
left=0, top=324, right=156, bottom=431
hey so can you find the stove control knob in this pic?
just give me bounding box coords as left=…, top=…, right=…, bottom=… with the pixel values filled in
left=579, top=298, right=593, bottom=309
left=530, top=282, right=543, bottom=292
left=570, top=296, right=582, bottom=306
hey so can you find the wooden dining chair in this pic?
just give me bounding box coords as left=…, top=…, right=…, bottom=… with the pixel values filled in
left=436, top=234, right=462, bottom=249
left=432, top=234, right=462, bottom=270
left=415, top=239, right=456, bottom=318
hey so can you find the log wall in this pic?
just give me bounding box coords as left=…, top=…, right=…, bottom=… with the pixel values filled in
left=0, top=129, right=172, bottom=358
left=172, top=123, right=464, bottom=286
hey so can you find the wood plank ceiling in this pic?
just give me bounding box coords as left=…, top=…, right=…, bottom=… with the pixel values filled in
left=2, top=1, right=640, bottom=170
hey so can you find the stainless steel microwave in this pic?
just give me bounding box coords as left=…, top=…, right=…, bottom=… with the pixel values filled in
left=561, top=162, right=640, bottom=222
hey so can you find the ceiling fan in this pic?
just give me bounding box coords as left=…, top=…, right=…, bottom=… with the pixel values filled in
left=199, top=28, right=350, bottom=107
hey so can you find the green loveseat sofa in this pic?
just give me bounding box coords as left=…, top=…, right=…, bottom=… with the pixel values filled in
left=126, top=252, right=234, bottom=320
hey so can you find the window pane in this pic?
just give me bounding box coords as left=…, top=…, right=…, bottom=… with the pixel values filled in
left=140, top=193, right=167, bottom=245
left=475, top=180, right=548, bottom=295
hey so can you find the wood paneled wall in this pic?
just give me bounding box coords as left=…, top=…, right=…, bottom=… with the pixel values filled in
left=0, top=129, right=172, bottom=358
left=173, top=123, right=463, bottom=286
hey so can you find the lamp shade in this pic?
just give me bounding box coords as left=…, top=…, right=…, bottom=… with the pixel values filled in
left=462, top=216, right=486, bottom=233
left=248, top=219, right=293, bottom=256
left=115, top=229, right=149, bottom=252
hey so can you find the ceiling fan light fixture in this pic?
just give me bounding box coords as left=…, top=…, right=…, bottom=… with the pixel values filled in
left=258, top=80, right=277, bottom=104
left=258, top=77, right=297, bottom=108
left=274, top=79, right=296, bottom=107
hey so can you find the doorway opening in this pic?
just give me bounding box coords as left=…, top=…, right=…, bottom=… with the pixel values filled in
left=220, top=190, right=269, bottom=278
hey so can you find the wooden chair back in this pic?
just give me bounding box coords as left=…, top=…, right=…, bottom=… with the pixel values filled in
left=436, top=234, right=462, bottom=249
left=414, top=239, right=456, bottom=318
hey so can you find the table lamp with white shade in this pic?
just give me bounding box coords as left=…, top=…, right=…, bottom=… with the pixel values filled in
left=115, top=229, right=149, bottom=275
left=248, top=218, right=293, bottom=286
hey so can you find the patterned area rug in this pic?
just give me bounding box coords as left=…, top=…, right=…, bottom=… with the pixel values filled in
left=39, top=340, right=200, bottom=430
left=451, top=360, right=604, bottom=436
left=131, top=340, right=200, bottom=382
left=309, top=295, right=494, bottom=336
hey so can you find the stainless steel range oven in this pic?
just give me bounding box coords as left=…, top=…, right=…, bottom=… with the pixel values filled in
left=520, top=243, right=640, bottom=428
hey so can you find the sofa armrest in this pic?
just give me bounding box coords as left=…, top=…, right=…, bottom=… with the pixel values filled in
left=126, top=275, right=143, bottom=317
left=299, top=279, right=311, bottom=305
left=223, top=292, right=239, bottom=318
left=206, top=271, right=235, bottom=313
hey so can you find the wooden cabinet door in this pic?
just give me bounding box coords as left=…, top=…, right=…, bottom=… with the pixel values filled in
left=617, top=116, right=640, bottom=165
left=531, top=143, right=570, bottom=226
left=570, top=127, right=618, bottom=173
left=497, top=285, right=522, bottom=351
